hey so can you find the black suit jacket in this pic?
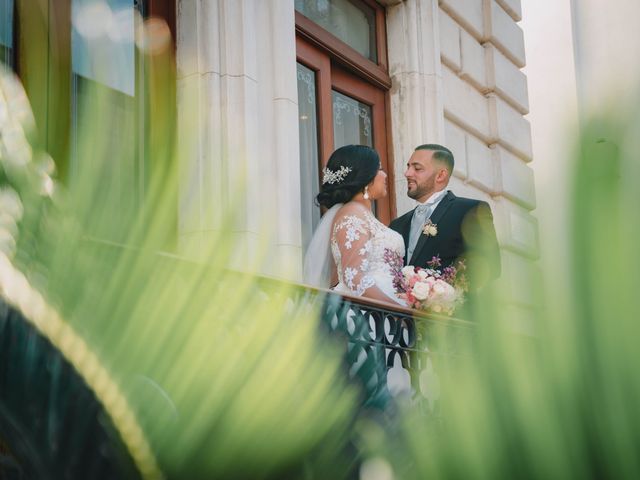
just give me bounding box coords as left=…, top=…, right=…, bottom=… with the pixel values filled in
left=389, top=191, right=501, bottom=288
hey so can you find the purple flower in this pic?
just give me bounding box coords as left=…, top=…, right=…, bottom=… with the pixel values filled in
left=427, top=256, right=442, bottom=269
left=384, top=248, right=406, bottom=293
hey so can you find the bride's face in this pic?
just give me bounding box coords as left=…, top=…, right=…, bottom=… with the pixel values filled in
left=368, top=168, right=388, bottom=199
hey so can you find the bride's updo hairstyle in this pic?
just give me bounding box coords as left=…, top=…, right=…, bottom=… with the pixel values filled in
left=316, top=145, right=380, bottom=209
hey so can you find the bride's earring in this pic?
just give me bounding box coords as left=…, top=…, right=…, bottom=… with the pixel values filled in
left=363, top=185, right=370, bottom=200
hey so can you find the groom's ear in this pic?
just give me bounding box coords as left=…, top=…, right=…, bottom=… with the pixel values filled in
left=436, top=167, right=450, bottom=183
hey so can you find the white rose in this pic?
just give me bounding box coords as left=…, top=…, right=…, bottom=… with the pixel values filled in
left=416, top=269, right=429, bottom=280
left=412, top=281, right=430, bottom=301
left=441, top=280, right=458, bottom=298
left=432, top=281, right=447, bottom=296
left=431, top=280, right=457, bottom=312
left=402, top=266, right=415, bottom=277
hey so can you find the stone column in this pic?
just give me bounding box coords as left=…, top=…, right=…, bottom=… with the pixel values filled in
left=386, top=0, right=445, bottom=216
left=176, top=0, right=302, bottom=279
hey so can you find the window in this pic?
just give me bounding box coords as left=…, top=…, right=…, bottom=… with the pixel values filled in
left=68, top=0, right=176, bottom=244
left=0, top=0, right=15, bottom=69
left=9, top=0, right=175, bottom=245
left=297, top=62, right=322, bottom=252
left=295, top=0, right=378, bottom=61
left=70, top=0, right=141, bottom=240
left=296, top=0, right=394, bottom=254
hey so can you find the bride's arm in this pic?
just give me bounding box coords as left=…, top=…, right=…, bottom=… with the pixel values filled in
left=333, top=210, right=400, bottom=304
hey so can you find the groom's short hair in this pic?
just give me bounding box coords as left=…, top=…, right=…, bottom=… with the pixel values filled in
left=415, top=144, right=454, bottom=175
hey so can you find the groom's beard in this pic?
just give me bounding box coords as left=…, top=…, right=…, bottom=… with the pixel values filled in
left=407, top=173, right=436, bottom=200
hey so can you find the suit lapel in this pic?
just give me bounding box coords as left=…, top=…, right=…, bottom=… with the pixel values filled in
left=408, top=191, right=456, bottom=266
left=427, top=190, right=456, bottom=225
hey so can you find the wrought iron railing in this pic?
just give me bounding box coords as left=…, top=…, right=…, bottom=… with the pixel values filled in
left=128, top=243, right=475, bottom=412
left=289, top=285, right=475, bottom=412
left=115, top=242, right=477, bottom=412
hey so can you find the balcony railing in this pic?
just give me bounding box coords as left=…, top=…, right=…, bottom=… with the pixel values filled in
left=290, top=285, right=475, bottom=412
left=96, top=240, right=477, bottom=412
left=90, top=239, right=476, bottom=412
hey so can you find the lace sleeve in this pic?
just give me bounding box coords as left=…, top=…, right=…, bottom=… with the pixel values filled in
left=333, top=213, right=375, bottom=296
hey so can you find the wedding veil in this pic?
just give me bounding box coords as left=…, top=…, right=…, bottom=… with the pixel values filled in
left=303, top=203, right=343, bottom=288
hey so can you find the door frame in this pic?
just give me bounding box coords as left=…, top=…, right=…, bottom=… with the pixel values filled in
left=296, top=35, right=396, bottom=223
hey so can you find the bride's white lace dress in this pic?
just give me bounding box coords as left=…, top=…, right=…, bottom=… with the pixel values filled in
left=330, top=203, right=405, bottom=305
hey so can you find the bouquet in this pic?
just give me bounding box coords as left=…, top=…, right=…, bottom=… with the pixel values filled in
left=393, top=257, right=468, bottom=315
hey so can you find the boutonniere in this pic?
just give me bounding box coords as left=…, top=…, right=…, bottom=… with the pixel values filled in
left=422, top=219, right=438, bottom=237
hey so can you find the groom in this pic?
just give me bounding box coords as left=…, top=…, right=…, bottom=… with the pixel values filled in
left=390, top=144, right=501, bottom=289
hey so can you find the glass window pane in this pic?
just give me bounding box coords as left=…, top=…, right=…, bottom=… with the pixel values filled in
left=332, top=90, right=373, bottom=148
left=0, top=0, right=14, bottom=67
left=297, top=63, right=322, bottom=255
left=70, top=0, right=140, bottom=242
left=295, top=0, right=377, bottom=62
left=332, top=90, right=377, bottom=215
left=71, top=75, right=138, bottom=241
left=71, top=0, right=135, bottom=96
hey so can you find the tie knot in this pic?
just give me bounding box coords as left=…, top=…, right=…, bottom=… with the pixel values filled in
left=415, top=204, right=429, bottom=216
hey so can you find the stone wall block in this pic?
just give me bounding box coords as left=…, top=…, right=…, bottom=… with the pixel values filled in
left=443, top=66, right=491, bottom=141
left=460, top=28, right=487, bottom=90
left=444, top=119, right=468, bottom=179
left=488, top=93, right=532, bottom=160
left=495, top=0, right=522, bottom=22
left=493, top=144, right=536, bottom=209
left=483, top=0, right=526, bottom=68
left=465, top=133, right=495, bottom=193
left=485, top=44, right=529, bottom=113
left=447, top=176, right=492, bottom=202
left=492, top=197, right=539, bottom=257
left=440, top=0, right=484, bottom=40
left=439, top=9, right=461, bottom=71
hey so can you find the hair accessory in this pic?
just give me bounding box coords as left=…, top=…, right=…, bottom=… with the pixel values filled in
left=363, top=185, right=370, bottom=200
left=322, top=165, right=352, bottom=185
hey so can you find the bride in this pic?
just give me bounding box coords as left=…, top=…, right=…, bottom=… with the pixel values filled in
left=304, top=145, right=406, bottom=306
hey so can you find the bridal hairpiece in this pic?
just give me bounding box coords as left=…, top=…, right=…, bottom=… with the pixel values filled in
left=322, top=166, right=352, bottom=185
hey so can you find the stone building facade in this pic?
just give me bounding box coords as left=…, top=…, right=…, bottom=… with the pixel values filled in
left=1, top=0, right=538, bottom=318
left=176, top=0, right=538, bottom=319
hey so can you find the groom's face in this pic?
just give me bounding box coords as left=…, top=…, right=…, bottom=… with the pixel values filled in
left=405, top=149, right=438, bottom=202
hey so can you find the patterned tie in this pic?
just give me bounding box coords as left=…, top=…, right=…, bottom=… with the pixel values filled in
left=407, top=204, right=430, bottom=262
